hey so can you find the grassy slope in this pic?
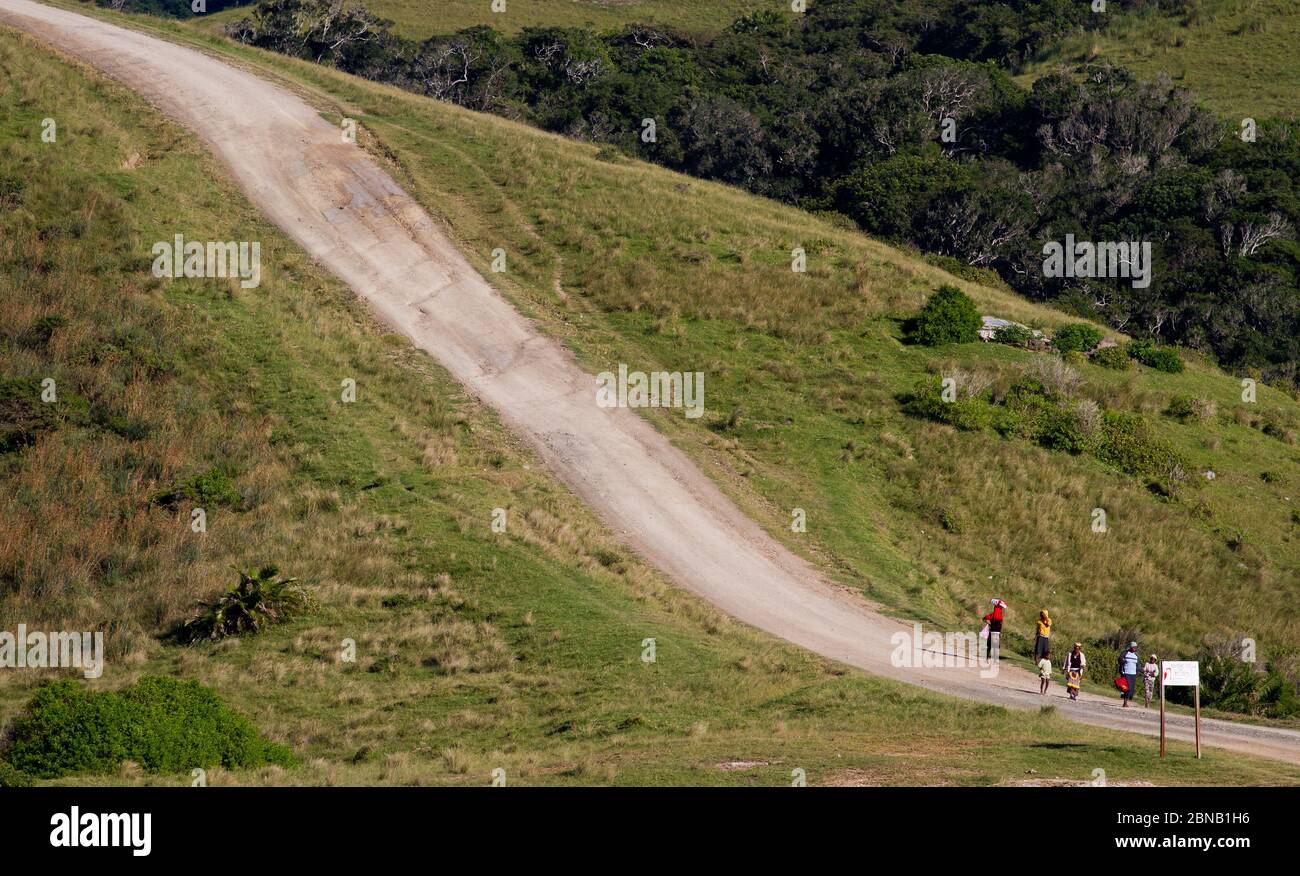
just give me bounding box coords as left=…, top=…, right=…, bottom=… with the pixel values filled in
left=9, top=23, right=1291, bottom=790
left=138, top=19, right=1300, bottom=678
left=199, top=0, right=765, bottom=40
left=1024, top=0, right=1300, bottom=118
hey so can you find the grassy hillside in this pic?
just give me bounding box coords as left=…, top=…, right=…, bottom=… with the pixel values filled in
left=137, top=19, right=1300, bottom=680
left=1024, top=0, right=1300, bottom=118
left=12, top=19, right=1294, bottom=787
left=200, top=0, right=763, bottom=40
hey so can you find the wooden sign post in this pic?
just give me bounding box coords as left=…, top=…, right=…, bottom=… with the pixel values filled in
left=1160, top=660, right=1200, bottom=759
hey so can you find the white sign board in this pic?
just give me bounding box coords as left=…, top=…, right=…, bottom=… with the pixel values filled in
left=1162, top=661, right=1199, bottom=687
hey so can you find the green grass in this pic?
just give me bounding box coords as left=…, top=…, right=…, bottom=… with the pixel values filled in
left=144, top=22, right=1300, bottom=676
left=1023, top=0, right=1300, bottom=119
left=199, top=0, right=767, bottom=40
left=2, top=8, right=1298, bottom=788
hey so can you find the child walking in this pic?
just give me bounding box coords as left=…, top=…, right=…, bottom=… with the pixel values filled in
left=1142, top=654, right=1159, bottom=708
left=1038, top=650, right=1052, bottom=695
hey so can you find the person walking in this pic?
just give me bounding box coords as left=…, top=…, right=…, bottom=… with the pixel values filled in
left=1033, top=609, right=1052, bottom=661
left=1038, top=650, right=1052, bottom=695
left=1064, top=642, right=1086, bottom=701
left=1118, top=642, right=1140, bottom=708
left=1142, top=653, right=1159, bottom=709
left=982, top=598, right=1006, bottom=660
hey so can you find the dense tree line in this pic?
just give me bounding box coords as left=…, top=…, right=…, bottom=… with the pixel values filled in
left=221, top=0, right=1297, bottom=386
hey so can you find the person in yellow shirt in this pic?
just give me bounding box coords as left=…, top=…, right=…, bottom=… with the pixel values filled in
left=1033, top=609, right=1052, bottom=661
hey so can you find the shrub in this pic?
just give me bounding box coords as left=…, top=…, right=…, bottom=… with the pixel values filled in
left=178, top=566, right=315, bottom=643
left=119, top=677, right=294, bottom=773
left=0, top=377, right=87, bottom=453
left=1053, top=322, right=1103, bottom=354
left=912, top=285, right=980, bottom=346
left=1073, top=398, right=1102, bottom=437
left=1027, top=357, right=1082, bottom=398
left=1082, top=649, right=1120, bottom=688
left=1129, top=339, right=1184, bottom=373
left=939, top=508, right=964, bottom=533
left=1164, top=394, right=1214, bottom=423
left=995, top=378, right=1056, bottom=439
left=152, top=465, right=245, bottom=510
left=1261, top=420, right=1296, bottom=444
left=0, top=681, right=130, bottom=777
left=2, top=677, right=294, bottom=779
left=1036, top=406, right=1088, bottom=453
left=901, top=378, right=995, bottom=431
left=23, top=314, right=67, bottom=348
left=0, top=760, right=35, bottom=787
left=993, top=323, right=1033, bottom=346
left=1163, top=636, right=1300, bottom=719
left=1091, top=410, right=1191, bottom=485
left=1090, top=344, right=1131, bottom=370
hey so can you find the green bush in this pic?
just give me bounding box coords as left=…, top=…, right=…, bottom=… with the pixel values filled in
left=993, top=323, right=1033, bottom=347
left=178, top=566, right=315, bottom=643
left=1165, top=394, right=1215, bottom=424
left=994, top=380, right=1056, bottom=439
left=1164, top=394, right=1197, bottom=421
left=1036, top=406, right=1088, bottom=453
left=1052, top=322, right=1103, bottom=353
left=901, top=381, right=992, bottom=431
left=1002, top=376, right=1057, bottom=404
left=1083, top=649, right=1122, bottom=688
left=152, top=465, right=245, bottom=510
left=2, top=677, right=294, bottom=779
left=1091, top=410, right=1191, bottom=484
left=1129, top=339, right=1185, bottom=373
left=1167, top=654, right=1300, bottom=719
left=902, top=370, right=1192, bottom=485
left=0, top=760, right=35, bottom=787
left=0, top=681, right=130, bottom=777
left=912, top=284, right=981, bottom=346
left=1090, top=344, right=1131, bottom=370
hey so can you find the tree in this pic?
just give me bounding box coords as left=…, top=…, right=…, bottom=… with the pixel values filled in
left=674, top=94, right=772, bottom=187
left=913, top=284, right=981, bottom=345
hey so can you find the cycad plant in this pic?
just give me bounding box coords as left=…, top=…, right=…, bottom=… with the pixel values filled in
left=179, top=566, right=314, bottom=643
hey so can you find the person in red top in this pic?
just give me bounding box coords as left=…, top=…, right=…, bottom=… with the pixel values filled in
left=982, top=599, right=1006, bottom=660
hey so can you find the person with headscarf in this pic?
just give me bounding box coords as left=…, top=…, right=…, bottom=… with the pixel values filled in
left=1033, top=609, right=1052, bottom=661
left=1064, top=642, right=1086, bottom=700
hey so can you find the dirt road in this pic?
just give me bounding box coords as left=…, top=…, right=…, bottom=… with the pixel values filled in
left=5, top=0, right=1299, bottom=768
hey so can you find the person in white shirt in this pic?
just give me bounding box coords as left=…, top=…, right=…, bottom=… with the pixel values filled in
left=1118, top=642, right=1140, bottom=708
